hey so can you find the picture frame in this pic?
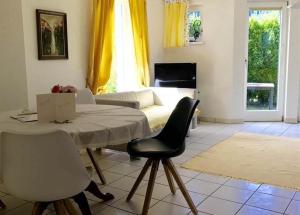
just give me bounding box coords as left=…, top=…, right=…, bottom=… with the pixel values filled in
left=36, top=9, right=68, bottom=60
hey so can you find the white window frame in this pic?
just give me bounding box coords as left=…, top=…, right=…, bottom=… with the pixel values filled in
left=187, top=4, right=204, bottom=45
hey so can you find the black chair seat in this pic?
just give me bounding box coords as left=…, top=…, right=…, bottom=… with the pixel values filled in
left=128, top=138, right=184, bottom=159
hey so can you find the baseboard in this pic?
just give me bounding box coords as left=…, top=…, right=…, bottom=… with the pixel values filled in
left=199, top=116, right=244, bottom=124
left=215, top=118, right=244, bottom=124
left=199, top=116, right=216, bottom=123
left=285, top=117, right=298, bottom=124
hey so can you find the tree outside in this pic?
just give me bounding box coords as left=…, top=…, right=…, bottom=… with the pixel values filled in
left=188, top=11, right=202, bottom=42
left=247, top=10, right=280, bottom=110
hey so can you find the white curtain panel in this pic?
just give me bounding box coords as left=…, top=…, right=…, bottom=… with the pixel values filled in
left=114, top=0, right=140, bottom=92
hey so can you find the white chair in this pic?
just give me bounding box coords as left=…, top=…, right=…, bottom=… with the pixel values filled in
left=76, top=88, right=96, bottom=105
left=76, top=88, right=107, bottom=185
left=1, top=130, right=113, bottom=214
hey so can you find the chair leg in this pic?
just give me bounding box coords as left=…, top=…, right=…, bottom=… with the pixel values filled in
left=32, top=202, right=50, bottom=215
left=72, top=192, right=92, bottom=215
left=162, top=161, right=176, bottom=194
left=54, top=201, right=68, bottom=215
left=0, top=200, right=6, bottom=209
left=86, top=147, right=106, bottom=185
left=63, top=199, right=78, bottom=215
left=127, top=159, right=153, bottom=201
left=164, top=159, right=198, bottom=215
left=141, top=159, right=160, bottom=215
left=85, top=180, right=114, bottom=201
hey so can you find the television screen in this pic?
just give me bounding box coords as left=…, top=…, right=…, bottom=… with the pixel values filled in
left=154, top=63, right=196, bottom=89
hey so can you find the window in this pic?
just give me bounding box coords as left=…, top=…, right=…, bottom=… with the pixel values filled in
left=188, top=7, right=203, bottom=44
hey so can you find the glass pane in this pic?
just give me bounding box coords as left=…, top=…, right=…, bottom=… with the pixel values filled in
left=188, top=10, right=202, bottom=42
left=247, top=9, right=281, bottom=110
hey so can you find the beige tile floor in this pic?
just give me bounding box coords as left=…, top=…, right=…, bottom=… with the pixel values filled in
left=1, top=122, right=300, bottom=214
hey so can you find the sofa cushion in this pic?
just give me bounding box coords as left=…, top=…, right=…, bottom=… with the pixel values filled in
left=141, top=105, right=173, bottom=131
left=97, top=91, right=137, bottom=101
left=135, top=89, right=154, bottom=109
left=150, top=87, right=181, bottom=107
left=96, top=98, right=140, bottom=109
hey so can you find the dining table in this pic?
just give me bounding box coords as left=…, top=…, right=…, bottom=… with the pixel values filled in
left=0, top=104, right=151, bottom=184
left=0, top=104, right=151, bottom=148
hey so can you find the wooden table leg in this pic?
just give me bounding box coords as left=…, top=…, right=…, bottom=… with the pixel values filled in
left=32, top=202, right=50, bottom=215
left=54, top=201, right=68, bottom=215
left=63, top=199, right=78, bottom=215
left=86, top=147, right=106, bottom=185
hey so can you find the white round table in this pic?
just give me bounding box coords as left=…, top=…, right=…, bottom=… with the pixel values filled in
left=0, top=104, right=151, bottom=149
left=0, top=104, right=151, bottom=185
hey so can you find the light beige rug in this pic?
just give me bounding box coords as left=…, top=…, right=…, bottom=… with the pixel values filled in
left=182, top=132, right=300, bottom=190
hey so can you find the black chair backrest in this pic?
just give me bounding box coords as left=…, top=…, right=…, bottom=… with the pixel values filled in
left=156, top=97, right=199, bottom=148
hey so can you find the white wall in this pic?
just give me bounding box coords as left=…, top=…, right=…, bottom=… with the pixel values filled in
left=231, top=0, right=248, bottom=122
left=21, top=0, right=91, bottom=108
left=284, top=9, right=300, bottom=122
left=147, top=0, right=165, bottom=85
left=147, top=0, right=300, bottom=123
left=2, top=0, right=298, bottom=122
left=290, top=0, right=300, bottom=8
left=0, top=0, right=28, bottom=111
left=157, top=0, right=244, bottom=122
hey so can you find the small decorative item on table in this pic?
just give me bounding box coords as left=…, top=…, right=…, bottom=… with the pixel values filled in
left=37, top=85, right=77, bottom=123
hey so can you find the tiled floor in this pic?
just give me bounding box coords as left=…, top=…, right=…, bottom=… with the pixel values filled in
left=2, top=122, right=300, bottom=214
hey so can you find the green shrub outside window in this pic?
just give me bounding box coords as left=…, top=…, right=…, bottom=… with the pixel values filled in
left=247, top=11, right=280, bottom=109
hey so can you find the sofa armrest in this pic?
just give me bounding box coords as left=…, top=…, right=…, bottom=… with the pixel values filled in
left=95, top=98, right=140, bottom=109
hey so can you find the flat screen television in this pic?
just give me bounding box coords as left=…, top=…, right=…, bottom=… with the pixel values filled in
left=154, top=63, right=196, bottom=89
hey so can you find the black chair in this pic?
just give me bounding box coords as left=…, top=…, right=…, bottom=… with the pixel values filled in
left=127, top=97, right=199, bottom=215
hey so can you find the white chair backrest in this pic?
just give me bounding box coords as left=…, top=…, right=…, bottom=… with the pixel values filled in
left=76, top=88, right=96, bottom=104
left=1, top=130, right=90, bottom=202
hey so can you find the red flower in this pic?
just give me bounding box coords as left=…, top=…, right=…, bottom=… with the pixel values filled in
left=51, top=84, right=62, bottom=93
left=51, top=85, right=77, bottom=93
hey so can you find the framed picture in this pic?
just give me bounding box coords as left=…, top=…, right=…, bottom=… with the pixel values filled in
left=36, top=9, right=68, bottom=60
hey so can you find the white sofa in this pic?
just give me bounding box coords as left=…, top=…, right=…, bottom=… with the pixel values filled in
left=95, top=87, right=198, bottom=132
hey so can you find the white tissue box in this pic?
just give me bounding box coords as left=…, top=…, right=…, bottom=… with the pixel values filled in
left=37, top=93, right=76, bottom=122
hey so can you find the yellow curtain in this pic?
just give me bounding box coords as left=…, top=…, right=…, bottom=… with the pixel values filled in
left=87, top=0, right=115, bottom=94
left=164, top=1, right=187, bottom=48
left=129, top=0, right=150, bottom=87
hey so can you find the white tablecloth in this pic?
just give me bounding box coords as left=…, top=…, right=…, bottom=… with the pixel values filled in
left=0, top=104, right=151, bottom=148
